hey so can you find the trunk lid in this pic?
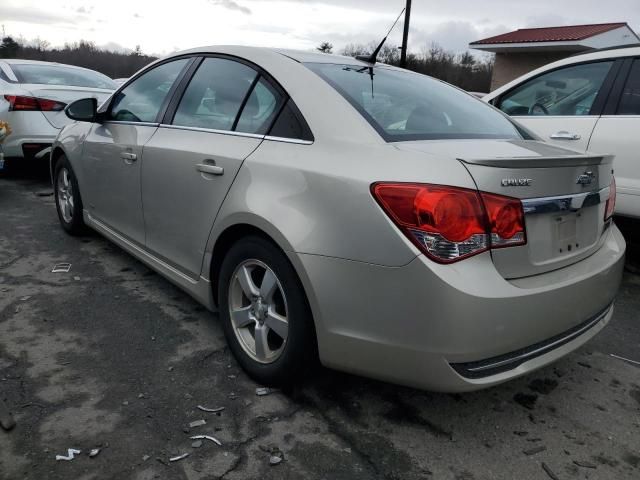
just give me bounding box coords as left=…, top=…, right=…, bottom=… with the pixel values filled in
left=23, top=84, right=114, bottom=128
left=395, top=139, right=613, bottom=279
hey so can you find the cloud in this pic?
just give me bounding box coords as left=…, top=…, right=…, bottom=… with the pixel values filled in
left=210, top=0, right=251, bottom=15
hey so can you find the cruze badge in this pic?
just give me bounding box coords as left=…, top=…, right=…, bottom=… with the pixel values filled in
left=576, top=171, right=595, bottom=186
left=501, top=178, right=532, bottom=187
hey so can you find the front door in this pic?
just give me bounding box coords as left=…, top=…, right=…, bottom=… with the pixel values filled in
left=141, top=57, right=285, bottom=277
left=495, top=60, right=616, bottom=151
left=83, top=58, right=191, bottom=244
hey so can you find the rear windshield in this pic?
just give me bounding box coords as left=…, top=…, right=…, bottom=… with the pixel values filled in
left=11, top=64, right=117, bottom=90
left=305, top=63, right=523, bottom=142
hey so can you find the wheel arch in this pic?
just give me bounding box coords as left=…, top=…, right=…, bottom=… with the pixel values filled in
left=208, top=219, right=322, bottom=361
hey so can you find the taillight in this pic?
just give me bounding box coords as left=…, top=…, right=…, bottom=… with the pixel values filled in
left=372, top=183, right=526, bottom=263
left=605, top=177, right=616, bottom=220
left=4, top=95, right=66, bottom=112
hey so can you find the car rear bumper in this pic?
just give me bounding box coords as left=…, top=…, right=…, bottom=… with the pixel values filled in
left=298, top=224, right=625, bottom=392
left=1, top=111, right=59, bottom=159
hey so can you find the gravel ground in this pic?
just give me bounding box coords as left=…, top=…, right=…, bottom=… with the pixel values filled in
left=1, top=167, right=639, bottom=480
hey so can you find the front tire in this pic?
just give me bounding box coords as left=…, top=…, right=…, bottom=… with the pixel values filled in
left=54, top=155, right=86, bottom=235
left=218, top=235, right=317, bottom=386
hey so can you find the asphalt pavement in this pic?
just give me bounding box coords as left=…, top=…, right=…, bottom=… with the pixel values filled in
left=1, top=166, right=639, bottom=480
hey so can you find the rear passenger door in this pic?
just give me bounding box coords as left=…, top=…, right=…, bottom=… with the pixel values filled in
left=141, top=56, right=285, bottom=277
left=495, top=60, right=618, bottom=151
left=589, top=57, right=640, bottom=218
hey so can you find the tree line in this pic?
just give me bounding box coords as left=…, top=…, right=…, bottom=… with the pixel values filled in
left=0, top=36, right=493, bottom=92
left=0, top=36, right=156, bottom=79
left=321, top=41, right=493, bottom=93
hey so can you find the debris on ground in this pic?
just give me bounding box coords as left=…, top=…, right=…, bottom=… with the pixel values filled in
left=51, top=263, right=72, bottom=273
left=197, top=405, right=225, bottom=413
left=89, top=448, right=101, bottom=458
left=189, top=419, right=206, bottom=428
left=609, top=353, right=640, bottom=366
left=256, top=387, right=277, bottom=396
left=73, top=276, right=81, bottom=281
left=191, top=440, right=203, bottom=448
left=190, top=435, right=222, bottom=446
left=169, top=453, right=189, bottom=462
left=0, top=399, right=16, bottom=431
left=19, top=295, right=31, bottom=301
left=541, top=462, right=560, bottom=480
left=573, top=460, right=597, bottom=469
left=523, top=445, right=547, bottom=456
left=269, top=451, right=284, bottom=466
left=142, top=455, right=150, bottom=461
left=56, top=448, right=81, bottom=461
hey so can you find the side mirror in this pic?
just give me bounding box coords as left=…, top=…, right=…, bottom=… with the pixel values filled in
left=65, top=98, right=98, bottom=122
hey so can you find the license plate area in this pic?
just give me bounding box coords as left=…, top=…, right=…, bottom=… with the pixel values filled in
left=527, top=204, right=601, bottom=266
left=555, top=213, right=579, bottom=254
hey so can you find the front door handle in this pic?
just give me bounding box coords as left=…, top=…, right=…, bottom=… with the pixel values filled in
left=550, top=131, right=581, bottom=140
left=120, top=152, right=137, bottom=163
left=196, top=162, right=224, bottom=176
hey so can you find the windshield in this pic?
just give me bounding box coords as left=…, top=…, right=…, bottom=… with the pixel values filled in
left=305, top=63, right=523, bottom=142
left=12, top=64, right=117, bottom=90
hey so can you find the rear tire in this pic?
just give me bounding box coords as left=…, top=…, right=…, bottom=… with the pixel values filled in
left=218, top=235, right=317, bottom=386
left=54, top=155, right=87, bottom=235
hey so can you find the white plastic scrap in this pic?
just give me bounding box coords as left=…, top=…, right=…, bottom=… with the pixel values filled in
left=51, top=263, right=72, bottom=273
left=256, top=387, right=277, bottom=396
left=169, top=453, right=190, bottom=462
left=610, top=353, right=640, bottom=366
left=56, top=448, right=81, bottom=461
left=197, top=405, right=225, bottom=413
left=189, top=419, right=206, bottom=428
left=190, top=435, right=222, bottom=446
left=89, top=448, right=101, bottom=458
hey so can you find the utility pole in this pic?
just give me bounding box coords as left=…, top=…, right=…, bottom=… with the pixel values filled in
left=400, top=0, right=412, bottom=67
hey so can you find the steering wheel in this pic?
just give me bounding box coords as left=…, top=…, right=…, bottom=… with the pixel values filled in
left=529, top=103, right=549, bottom=116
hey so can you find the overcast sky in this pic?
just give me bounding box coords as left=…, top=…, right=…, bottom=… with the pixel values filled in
left=2, top=0, right=639, bottom=57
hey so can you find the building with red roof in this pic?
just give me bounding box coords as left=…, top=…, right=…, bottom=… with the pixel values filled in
left=470, top=23, right=639, bottom=90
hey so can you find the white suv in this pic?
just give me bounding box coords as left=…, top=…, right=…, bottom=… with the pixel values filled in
left=484, top=46, right=640, bottom=218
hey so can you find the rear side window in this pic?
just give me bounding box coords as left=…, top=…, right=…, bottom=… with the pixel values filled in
left=11, top=63, right=116, bottom=89
left=305, top=63, right=521, bottom=142
left=498, top=61, right=613, bottom=116
left=109, top=59, right=189, bottom=123
left=618, top=59, right=640, bottom=115
left=173, top=58, right=257, bottom=131
left=268, top=100, right=313, bottom=141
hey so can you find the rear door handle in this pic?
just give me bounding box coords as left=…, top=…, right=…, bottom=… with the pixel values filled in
left=120, top=152, right=137, bottom=162
left=550, top=131, right=581, bottom=140
left=196, top=162, right=224, bottom=176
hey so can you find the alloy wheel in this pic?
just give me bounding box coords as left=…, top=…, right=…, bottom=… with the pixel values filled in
left=228, top=259, right=289, bottom=364
left=57, top=168, right=74, bottom=223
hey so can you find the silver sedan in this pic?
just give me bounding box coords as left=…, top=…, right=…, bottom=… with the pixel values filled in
left=51, top=46, right=625, bottom=392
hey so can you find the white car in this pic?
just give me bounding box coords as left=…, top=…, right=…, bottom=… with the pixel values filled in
left=0, top=59, right=116, bottom=167
left=484, top=46, right=640, bottom=218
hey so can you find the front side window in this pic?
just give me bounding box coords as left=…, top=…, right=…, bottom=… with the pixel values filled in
left=618, top=59, right=640, bottom=115
left=173, top=58, right=258, bottom=131
left=108, top=59, right=189, bottom=123
left=498, top=61, right=613, bottom=116
left=305, top=63, right=523, bottom=142
left=11, top=63, right=117, bottom=89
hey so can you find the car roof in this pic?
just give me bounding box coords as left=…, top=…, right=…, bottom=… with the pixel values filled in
left=171, top=45, right=377, bottom=66
left=1, top=58, right=109, bottom=74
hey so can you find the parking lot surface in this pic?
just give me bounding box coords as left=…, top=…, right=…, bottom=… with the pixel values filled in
left=1, top=170, right=639, bottom=480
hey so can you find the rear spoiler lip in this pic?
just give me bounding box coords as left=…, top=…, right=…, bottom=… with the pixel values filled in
left=457, top=154, right=613, bottom=169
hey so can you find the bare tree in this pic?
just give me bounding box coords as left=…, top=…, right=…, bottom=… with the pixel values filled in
left=317, top=42, right=333, bottom=54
